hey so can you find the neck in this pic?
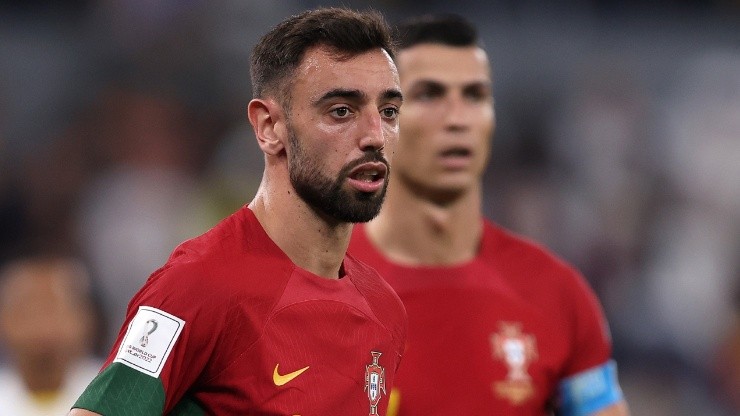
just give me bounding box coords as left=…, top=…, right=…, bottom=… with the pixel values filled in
left=249, top=177, right=351, bottom=279
left=366, top=182, right=483, bottom=266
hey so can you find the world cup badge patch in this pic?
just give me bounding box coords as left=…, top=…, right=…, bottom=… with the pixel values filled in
left=114, top=306, right=184, bottom=378
left=491, top=322, right=538, bottom=405
left=364, top=351, right=386, bottom=415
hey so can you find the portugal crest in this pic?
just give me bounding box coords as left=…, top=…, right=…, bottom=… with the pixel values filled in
left=364, top=351, right=386, bottom=415
left=491, top=322, right=538, bottom=405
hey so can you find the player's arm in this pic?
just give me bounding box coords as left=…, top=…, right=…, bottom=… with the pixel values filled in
left=68, top=306, right=184, bottom=415
left=67, top=409, right=101, bottom=416
left=70, top=262, right=221, bottom=415
left=557, top=360, right=630, bottom=416
left=556, top=265, right=630, bottom=416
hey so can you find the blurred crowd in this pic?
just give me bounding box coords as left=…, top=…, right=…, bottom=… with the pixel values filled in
left=0, top=1, right=738, bottom=415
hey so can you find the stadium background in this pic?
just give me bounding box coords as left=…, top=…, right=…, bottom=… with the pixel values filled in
left=0, top=1, right=738, bottom=414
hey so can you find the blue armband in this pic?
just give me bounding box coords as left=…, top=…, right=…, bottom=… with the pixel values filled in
left=558, top=360, right=623, bottom=416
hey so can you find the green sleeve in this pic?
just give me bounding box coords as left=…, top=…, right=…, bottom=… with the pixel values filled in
left=73, top=362, right=165, bottom=416
left=73, top=362, right=207, bottom=415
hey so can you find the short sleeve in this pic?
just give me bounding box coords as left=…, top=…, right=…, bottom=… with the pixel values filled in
left=561, top=266, right=613, bottom=377
left=74, top=261, right=228, bottom=415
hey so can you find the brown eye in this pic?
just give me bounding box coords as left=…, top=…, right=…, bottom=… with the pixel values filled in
left=408, top=81, right=446, bottom=102
left=415, top=86, right=444, bottom=101
left=463, top=84, right=492, bottom=102
left=332, top=107, right=351, bottom=118
left=381, top=107, right=399, bottom=120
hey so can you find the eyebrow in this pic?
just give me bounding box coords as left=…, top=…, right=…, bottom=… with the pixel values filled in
left=313, top=88, right=366, bottom=107
left=313, top=88, right=403, bottom=106
left=412, top=79, right=445, bottom=88
left=411, top=79, right=491, bottom=90
left=382, top=88, right=404, bottom=103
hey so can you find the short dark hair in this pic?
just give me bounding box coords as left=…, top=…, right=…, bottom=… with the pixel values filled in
left=394, top=14, right=480, bottom=50
left=250, top=7, right=395, bottom=103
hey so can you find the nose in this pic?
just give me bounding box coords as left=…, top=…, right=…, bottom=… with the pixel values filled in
left=444, top=93, right=472, bottom=131
left=358, top=110, right=386, bottom=152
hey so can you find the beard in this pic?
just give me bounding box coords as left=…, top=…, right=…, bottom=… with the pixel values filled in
left=287, top=129, right=389, bottom=223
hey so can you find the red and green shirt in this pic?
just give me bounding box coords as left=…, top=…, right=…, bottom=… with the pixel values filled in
left=75, top=207, right=408, bottom=415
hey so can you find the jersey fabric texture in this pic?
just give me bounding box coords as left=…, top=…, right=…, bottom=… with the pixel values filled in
left=349, top=221, right=616, bottom=416
left=74, top=207, right=408, bottom=416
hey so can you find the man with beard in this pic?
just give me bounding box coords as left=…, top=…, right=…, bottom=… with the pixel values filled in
left=349, top=14, right=629, bottom=416
left=69, top=7, right=406, bottom=416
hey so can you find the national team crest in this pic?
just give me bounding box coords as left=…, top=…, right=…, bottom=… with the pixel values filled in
left=364, top=351, right=386, bottom=415
left=491, top=322, right=538, bottom=405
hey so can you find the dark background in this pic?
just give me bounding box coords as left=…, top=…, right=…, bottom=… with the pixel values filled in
left=1, top=1, right=739, bottom=414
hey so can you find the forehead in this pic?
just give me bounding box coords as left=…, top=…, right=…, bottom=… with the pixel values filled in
left=292, top=46, right=400, bottom=101
left=0, top=263, right=80, bottom=308
left=396, top=44, right=491, bottom=85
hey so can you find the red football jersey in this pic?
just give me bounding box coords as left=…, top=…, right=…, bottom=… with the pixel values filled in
left=75, top=207, right=407, bottom=416
left=349, top=221, right=613, bottom=415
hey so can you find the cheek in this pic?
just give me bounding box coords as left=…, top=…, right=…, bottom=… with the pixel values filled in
left=383, top=124, right=400, bottom=151
left=310, top=124, right=355, bottom=156
left=291, top=126, right=330, bottom=160
left=394, top=135, right=430, bottom=176
left=307, top=141, right=349, bottom=175
left=476, top=140, right=492, bottom=173
left=399, top=110, right=433, bottom=150
left=475, top=109, right=495, bottom=150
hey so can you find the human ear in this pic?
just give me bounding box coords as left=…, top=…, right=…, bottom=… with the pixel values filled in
left=247, top=98, right=287, bottom=156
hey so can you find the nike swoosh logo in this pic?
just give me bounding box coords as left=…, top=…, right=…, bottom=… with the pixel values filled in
left=273, top=363, right=310, bottom=386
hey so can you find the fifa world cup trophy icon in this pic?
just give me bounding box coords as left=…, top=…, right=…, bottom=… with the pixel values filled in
left=139, top=319, right=158, bottom=348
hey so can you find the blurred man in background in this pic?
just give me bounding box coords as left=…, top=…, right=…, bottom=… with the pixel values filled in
left=349, top=14, right=629, bottom=416
left=0, top=256, right=101, bottom=416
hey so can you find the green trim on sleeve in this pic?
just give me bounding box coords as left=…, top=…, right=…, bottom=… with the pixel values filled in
left=169, top=395, right=207, bottom=415
left=73, top=362, right=166, bottom=416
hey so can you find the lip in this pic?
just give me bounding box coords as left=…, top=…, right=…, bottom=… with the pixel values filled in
left=437, top=145, right=474, bottom=169
left=347, top=161, right=387, bottom=193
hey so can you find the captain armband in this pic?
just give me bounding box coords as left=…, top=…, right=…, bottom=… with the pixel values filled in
left=558, top=360, right=624, bottom=416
